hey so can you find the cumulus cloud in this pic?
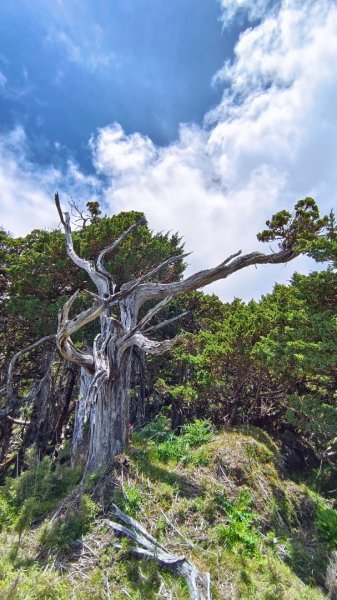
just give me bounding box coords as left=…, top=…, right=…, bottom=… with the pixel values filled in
left=208, top=0, right=337, bottom=197
left=87, top=0, right=337, bottom=300
left=1, top=0, right=337, bottom=301
left=90, top=124, right=157, bottom=179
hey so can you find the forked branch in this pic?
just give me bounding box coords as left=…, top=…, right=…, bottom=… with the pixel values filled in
left=123, top=331, right=184, bottom=355
left=133, top=246, right=297, bottom=309
left=56, top=290, right=105, bottom=371
left=96, top=216, right=146, bottom=289
left=56, top=193, right=147, bottom=297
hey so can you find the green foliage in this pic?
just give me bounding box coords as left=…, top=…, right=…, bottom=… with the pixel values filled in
left=0, top=451, right=82, bottom=534
left=1, top=210, right=185, bottom=428
left=149, top=268, right=337, bottom=464
left=14, top=496, right=40, bottom=538
left=3, top=199, right=337, bottom=598
left=114, top=483, right=142, bottom=518
left=86, top=200, right=102, bottom=222
left=0, top=495, right=14, bottom=527
left=0, top=560, right=73, bottom=599
left=152, top=418, right=214, bottom=462
left=315, top=503, right=337, bottom=550
left=137, top=410, right=171, bottom=441
left=286, top=534, right=327, bottom=587
left=215, top=491, right=261, bottom=555
left=0, top=429, right=333, bottom=599
left=40, top=494, right=98, bottom=553
left=257, top=197, right=332, bottom=254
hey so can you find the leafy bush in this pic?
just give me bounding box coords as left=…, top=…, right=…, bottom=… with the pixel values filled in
left=137, top=411, right=171, bottom=441
left=115, top=484, right=142, bottom=517
left=315, top=503, right=337, bottom=549
left=0, top=449, right=83, bottom=535
left=39, top=494, right=98, bottom=553
left=215, top=491, right=261, bottom=555
left=155, top=419, right=214, bottom=462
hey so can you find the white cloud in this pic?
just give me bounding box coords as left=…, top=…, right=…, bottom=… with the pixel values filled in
left=90, top=124, right=157, bottom=179
left=0, top=70, right=7, bottom=91
left=1, top=0, right=337, bottom=302
left=47, top=29, right=117, bottom=72
left=87, top=0, right=337, bottom=300
left=218, top=0, right=274, bottom=23
left=0, top=127, right=100, bottom=236
left=208, top=0, right=337, bottom=196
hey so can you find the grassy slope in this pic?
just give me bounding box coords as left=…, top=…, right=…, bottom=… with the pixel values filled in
left=0, top=424, right=335, bottom=599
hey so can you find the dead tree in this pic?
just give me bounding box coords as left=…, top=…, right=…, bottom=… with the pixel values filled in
left=54, top=195, right=327, bottom=475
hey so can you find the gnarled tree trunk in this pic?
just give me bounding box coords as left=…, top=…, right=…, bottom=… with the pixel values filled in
left=71, top=367, right=92, bottom=466
left=54, top=195, right=322, bottom=475
left=85, top=346, right=132, bottom=473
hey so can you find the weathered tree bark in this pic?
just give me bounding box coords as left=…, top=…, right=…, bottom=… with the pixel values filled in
left=130, top=347, right=146, bottom=427
left=55, top=197, right=187, bottom=474
left=85, top=344, right=132, bottom=473
left=71, top=367, right=93, bottom=466
left=0, top=347, right=78, bottom=475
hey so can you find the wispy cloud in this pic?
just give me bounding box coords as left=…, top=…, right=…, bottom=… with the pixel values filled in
left=47, top=29, right=117, bottom=72
left=218, top=0, right=275, bottom=23
left=0, top=67, right=32, bottom=100
left=0, top=127, right=100, bottom=236
left=0, top=70, right=7, bottom=91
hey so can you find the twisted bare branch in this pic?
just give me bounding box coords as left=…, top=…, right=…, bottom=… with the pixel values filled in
left=133, top=247, right=297, bottom=309
left=144, top=310, right=189, bottom=334
left=56, top=290, right=104, bottom=371
left=123, top=331, right=183, bottom=356
left=121, top=251, right=191, bottom=293
left=104, top=504, right=211, bottom=600
left=7, top=335, right=55, bottom=404
left=55, top=194, right=109, bottom=295
left=96, top=216, right=146, bottom=289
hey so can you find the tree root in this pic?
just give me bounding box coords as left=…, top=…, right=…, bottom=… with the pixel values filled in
left=103, top=503, right=211, bottom=600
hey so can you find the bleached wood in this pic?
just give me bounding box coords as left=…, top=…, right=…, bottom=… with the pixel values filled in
left=96, top=216, right=146, bottom=290
left=121, top=251, right=191, bottom=292
left=123, top=331, right=183, bottom=355
left=54, top=196, right=301, bottom=475
left=132, top=247, right=296, bottom=310
left=144, top=310, right=189, bottom=334
left=103, top=505, right=211, bottom=600
left=56, top=291, right=104, bottom=372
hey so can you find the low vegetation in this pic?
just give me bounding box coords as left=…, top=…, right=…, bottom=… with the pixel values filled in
left=1, top=419, right=337, bottom=598
left=1, top=203, right=337, bottom=597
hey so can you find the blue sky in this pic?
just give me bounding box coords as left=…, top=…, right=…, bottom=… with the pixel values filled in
left=0, top=0, right=241, bottom=170
left=1, top=0, right=337, bottom=301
